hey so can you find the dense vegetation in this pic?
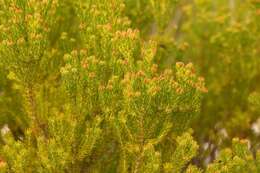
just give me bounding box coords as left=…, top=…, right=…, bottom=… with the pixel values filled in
left=0, top=0, right=260, bottom=172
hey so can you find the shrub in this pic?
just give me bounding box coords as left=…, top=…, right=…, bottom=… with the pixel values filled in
left=125, top=0, right=260, bottom=166
left=0, top=0, right=206, bottom=172
left=0, top=0, right=259, bottom=172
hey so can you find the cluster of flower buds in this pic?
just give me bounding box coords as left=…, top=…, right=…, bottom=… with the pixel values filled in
left=114, top=29, right=139, bottom=40
left=1, top=40, right=14, bottom=46
left=175, top=62, right=207, bottom=93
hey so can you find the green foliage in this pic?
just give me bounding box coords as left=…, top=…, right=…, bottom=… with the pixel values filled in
left=163, top=131, right=199, bottom=173
left=0, top=0, right=206, bottom=172
left=125, top=0, right=260, bottom=167
left=206, top=138, right=260, bottom=173
left=0, top=0, right=260, bottom=172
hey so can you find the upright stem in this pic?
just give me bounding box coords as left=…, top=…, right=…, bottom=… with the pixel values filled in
left=26, top=84, right=43, bottom=136
left=133, top=115, right=145, bottom=173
